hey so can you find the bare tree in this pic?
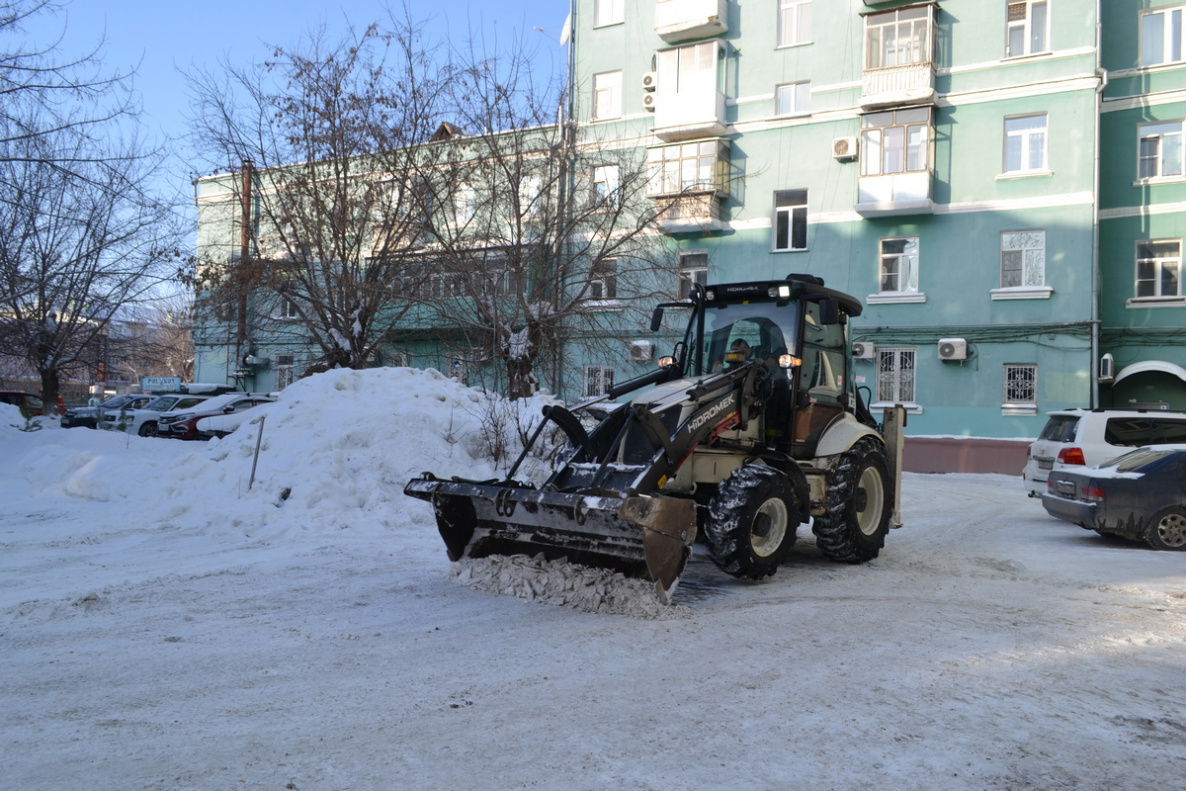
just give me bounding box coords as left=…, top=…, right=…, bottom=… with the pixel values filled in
left=188, top=17, right=456, bottom=376
left=410, top=43, right=674, bottom=399
left=0, top=0, right=142, bottom=181
left=0, top=126, right=183, bottom=412
left=108, top=289, right=195, bottom=383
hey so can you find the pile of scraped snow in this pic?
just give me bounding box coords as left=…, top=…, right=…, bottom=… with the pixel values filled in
left=449, top=554, right=693, bottom=619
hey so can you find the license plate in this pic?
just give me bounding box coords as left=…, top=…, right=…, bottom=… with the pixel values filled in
left=1057, top=481, right=1075, bottom=497
left=1038, top=459, right=1053, bottom=470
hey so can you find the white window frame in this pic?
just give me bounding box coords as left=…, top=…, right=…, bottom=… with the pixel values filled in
left=777, top=0, right=812, bottom=48
left=1137, top=120, right=1185, bottom=182
left=677, top=251, right=708, bottom=299
left=583, top=365, right=615, bottom=398
left=1006, top=1, right=1049, bottom=59
left=1134, top=239, right=1183, bottom=300
left=278, top=297, right=300, bottom=320
left=1141, top=4, right=1186, bottom=67
left=593, top=0, right=625, bottom=28
left=592, top=71, right=622, bottom=121
left=865, top=6, right=931, bottom=70
left=878, top=236, right=919, bottom=295
left=1003, top=114, right=1048, bottom=175
left=1003, top=364, right=1037, bottom=415
left=775, top=81, right=811, bottom=116
left=873, top=347, right=918, bottom=410
left=773, top=189, right=808, bottom=252
left=999, top=230, right=1046, bottom=288
left=275, top=355, right=295, bottom=389
left=586, top=258, right=618, bottom=302
left=592, top=164, right=620, bottom=209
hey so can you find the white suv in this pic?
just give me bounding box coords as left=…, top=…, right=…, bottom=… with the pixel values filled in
left=1023, top=408, right=1186, bottom=496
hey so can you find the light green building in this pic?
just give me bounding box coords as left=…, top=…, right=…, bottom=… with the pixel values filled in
left=193, top=0, right=1186, bottom=469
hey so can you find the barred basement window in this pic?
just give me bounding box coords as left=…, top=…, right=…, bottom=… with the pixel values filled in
left=876, top=347, right=915, bottom=404
left=275, top=355, right=295, bottom=389
left=583, top=365, right=615, bottom=397
left=1004, top=364, right=1037, bottom=408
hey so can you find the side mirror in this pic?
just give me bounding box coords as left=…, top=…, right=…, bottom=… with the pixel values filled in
left=650, top=306, right=664, bottom=332
left=819, top=298, right=840, bottom=326
left=223, top=405, right=235, bottom=413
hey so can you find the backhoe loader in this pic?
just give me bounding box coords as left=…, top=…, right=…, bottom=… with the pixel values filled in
left=405, top=274, right=905, bottom=603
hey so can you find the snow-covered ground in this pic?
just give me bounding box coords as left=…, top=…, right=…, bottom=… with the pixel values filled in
left=3, top=368, right=1185, bottom=790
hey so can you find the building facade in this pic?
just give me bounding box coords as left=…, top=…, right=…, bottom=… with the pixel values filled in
left=193, top=0, right=1186, bottom=466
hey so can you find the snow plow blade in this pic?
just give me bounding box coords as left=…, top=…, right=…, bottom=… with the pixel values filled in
left=403, top=474, right=697, bottom=603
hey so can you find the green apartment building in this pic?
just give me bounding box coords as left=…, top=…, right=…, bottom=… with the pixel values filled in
left=193, top=0, right=1186, bottom=470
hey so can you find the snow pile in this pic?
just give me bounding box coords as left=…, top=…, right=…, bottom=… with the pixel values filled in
left=449, top=554, right=694, bottom=619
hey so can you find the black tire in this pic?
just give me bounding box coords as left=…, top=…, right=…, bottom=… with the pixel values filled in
left=138, top=422, right=158, bottom=438
left=812, top=437, right=892, bottom=563
left=1145, top=507, right=1186, bottom=551
left=704, top=465, right=799, bottom=579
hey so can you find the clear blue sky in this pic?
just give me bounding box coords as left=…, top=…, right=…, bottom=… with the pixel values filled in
left=26, top=0, right=570, bottom=194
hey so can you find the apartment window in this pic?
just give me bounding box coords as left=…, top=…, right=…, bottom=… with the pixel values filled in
left=451, top=183, right=476, bottom=225
left=1138, top=121, right=1184, bottom=180
left=773, top=190, right=808, bottom=252
left=876, top=347, right=916, bottom=404
left=592, top=71, right=622, bottom=120
left=275, top=355, right=295, bottom=389
left=865, top=6, right=931, bottom=70
left=594, top=0, right=624, bottom=28
left=592, top=165, right=620, bottom=208
left=775, top=81, right=811, bottom=116
left=677, top=251, right=708, bottom=298
left=1003, top=364, right=1037, bottom=408
left=279, top=297, right=300, bottom=319
left=1004, top=114, right=1048, bottom=173
left=879, top=237, right=919, bottom=293
left=1006, top=1, right=1048, bottom=58
left=584, top=365, right=615, bottom=397
left=646, top=140, right=729, bottom=196
left=1136, top=240, right=1182, bottom=298
left=1141, top=5, right=1186, bottom=67
left=861, top=108, right=930, bottom=176
left=777, top=0, right=812, bottom=47
left=588, top=258, right=617, bottom=300
left=1001, top=230, right=1046, bottom=288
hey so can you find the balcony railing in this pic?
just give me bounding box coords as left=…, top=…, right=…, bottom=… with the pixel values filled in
left=655, top=0, right=728, bottom=43
left=654, top=190, right=723, bottom=233
left=860, top=62, right=936, bottom=109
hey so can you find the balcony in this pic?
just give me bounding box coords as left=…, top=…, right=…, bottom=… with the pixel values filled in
left=655, top=0, right=728, bottom=44
left=854, top=172, right=932, bottom=217
left=860, top=61, right=935, bottom=109
left=654, top=191, right=723, bottom=233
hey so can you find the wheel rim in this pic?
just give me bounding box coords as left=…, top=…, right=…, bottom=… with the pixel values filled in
left=750, top=497, right=789, bottom=558
left=1156, top=513, right=1186, bottom=548
left=855, top=466, right=886, bottom=537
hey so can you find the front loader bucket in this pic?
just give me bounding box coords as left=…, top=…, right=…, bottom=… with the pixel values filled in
left=404, top=475, right=697, bottom=604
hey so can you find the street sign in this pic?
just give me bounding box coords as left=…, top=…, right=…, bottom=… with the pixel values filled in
left=141, top=376, right=182, bottom=392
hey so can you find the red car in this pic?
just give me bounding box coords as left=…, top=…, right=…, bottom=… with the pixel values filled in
left=156, top=392, right=277, bottom=440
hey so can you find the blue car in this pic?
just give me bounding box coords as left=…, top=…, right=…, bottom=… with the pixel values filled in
left=1042, top=446, right=1186, bottom=550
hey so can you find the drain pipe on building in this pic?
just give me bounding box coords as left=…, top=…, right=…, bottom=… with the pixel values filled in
left=1091, top=0, right=1104, bottom=409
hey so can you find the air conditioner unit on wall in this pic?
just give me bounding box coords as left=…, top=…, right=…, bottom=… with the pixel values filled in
left=642, top=93, right=657, bottom=111
left=628, top=340, right=653, bottom=362
left=852, top=341, right=875, bottom=360
left=833, top=136, right=859, bottom=161
left=641, top=72, right=657, bottom=91
left=938, top=338, right=967, bottom=361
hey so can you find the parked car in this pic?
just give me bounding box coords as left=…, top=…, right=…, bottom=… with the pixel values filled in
left=156, top=392, right=277, bottom=440
left=99, top=393, right=215, bottom=437
left=1022, top=408, right=1186, bottom=496
left=61, top=393, right=155, bottom=429
left=0, top=390, right=46, bottom=419
left=1041, top=446, right=1186, bottom=550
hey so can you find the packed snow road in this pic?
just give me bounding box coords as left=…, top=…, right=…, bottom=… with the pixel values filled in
left=2, top=371, right=1185, bottom=790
